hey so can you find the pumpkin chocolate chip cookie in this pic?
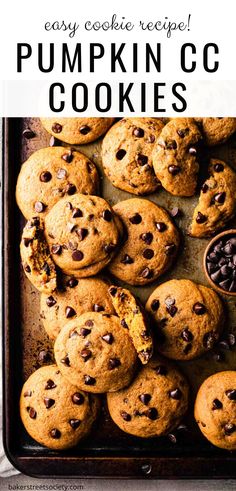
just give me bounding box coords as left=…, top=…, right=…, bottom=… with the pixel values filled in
left=41, top=118, right=115, bottom=144
left=194, top=371, right=236, bottom=450
left=54, top=312, right=138, bottom=393
left=107, top=355, right=189, bottom=438
left=152, top=118, right=203, bottom=196
left=146, top=279, right=224, bottom=360
left=108, top=198, right=179, bottom=285
left=190, top=159, right=236, bottom=237
left=194, top=117, right=236, bottom=146
left=44, top=194, right=122, bottom=277
left=16, top=147, right=99, bottom=220
left=101, top=118, right=164, bottom=195
left=108, top=285, right=153, bottom=364
left=40, top=276, right=115, bottom=340
left=20, top=365, right=100, bottom=450
left=20, top=216, right=57, bottom=294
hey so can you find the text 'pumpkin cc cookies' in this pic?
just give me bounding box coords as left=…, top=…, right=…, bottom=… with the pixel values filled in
left=40, top=117, right=115, bottom=144
left=16, top=147, right=99, bottom=219
left=101, top=118, right=164, bottom=195
left=109, top=198, right=179, bottom=285
left=190, top=159, right=236, bottom=237
left=44, top=194, right=122, bottom=276
left=107, top=356, right=189, bottom=438
left=20, top=365, right=100, bottom=450
left=194, top=371, right=236, bottom=450
left=40, top=276, right=115, bottom=340
left=146, top=279, right=224, bottom=360
left=152, top=117, right=203, bottom=196
left=54, top=312, right=138, bottom=393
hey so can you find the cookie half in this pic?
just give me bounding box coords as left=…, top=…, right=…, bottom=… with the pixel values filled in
left=194, top=118, right=236, bottom=146
left=41, top=118, right=115, bottom=144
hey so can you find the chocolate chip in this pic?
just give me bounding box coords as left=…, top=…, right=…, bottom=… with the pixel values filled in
left=40, top=171, right=52, bottom=182
left=170, top=207, right=182, bottom=218
left=166, top=140, right=177, bottom=150
left=108, top=358, right=121, bottom=370
left=72, top=208, right=83, bottom=218
left=44, top=397, right=55, bottom=409
left=139, top=393, right=151, bottom=405
left=168, top=165, right=180, bottom=175
left=23, top=390, right=32, bottom=397
left=120, top=411, right=131, bottom=421
left=140, top=232, right=153, bottom=244
left=72, top=250, right=84, bottom=261
left=116, top=149, right=126, bottom=160
left=61, top=355, right=70, bottom=366
left=84, top=375, right=96, bottom=385
left=168, top=433, right=177, bottom=444
left=166, top=305, right=177, bottom=317
left=214, top=192, right=226, bottom=204
left=85, top=320, right=94, bottom=327
left=188, top=147, right=197, bottom=155
left=38, top=350, right=51, bottom=363
left=28, top=407, right=37, bottom=419
left=50, top=428, right=61, bottom=439
left=45, top=379, right=56, bottom=390
left=147, top=134, right=155, bottom=143
left=140, top=267, right=153, bottom=279
left=42, top=262, right=51, bottom=275
left=79, top=125, right=91, bottom=135
left=141, top=464, right=152, bottom=475
left=151, top=299, right=160, bottom=311
left=142, top=248, right=154, bottom=259
left=101, top=333, right=114, bottom=344
left=67, top=277, right=78, bottom=288
left=219, top=279, right=232, bottom=291
left=49, top=136, right=60, bottom=147
left=225, top=389, right=236, bottom=400
left=212, top=398, right=223, bottom=410
left=66, top=183, right=77, bottom=195
left=23, top=128, right=35, bottom=139
left=177, top=128, right=189, bottom=138
left=104, top=243, right=116, bottom=254
left=224, top=423, right=235, bottom=435
left=156, top=222, right=167, bottom=232
left=214, top=163, right=224, bottom=172
left=46, top=296, right=57, bottom=307
left=129, top=213, right=142, bottom=224
left=183, top=343, right=192, bottom=354
left=52, top=123, right=62, bottom=133
left=203, top=331, right=216, bottom=350
left=51, top=244, right=62, bottom=255
left=80, top=348, right=92, bottom=361
left=145, top=408, right=158, bottom=420
left=65, top=306, right=76, bottom=318
left=23, top=238, right=32, bottom=247
left=193, top=303, right=206, bottom=315
left=202, top=183, right=209, bottom=193
left=169, top=389, right=182, bottom=400
left=34, top=201, right=46, bottom=213
left=121, top=254, right=134, bottom=264
left=227, top=333, right=236, bottom=347
left=76, top=228, right=88, bottom=241
left=181, top=328, right=193, bottom=342
left=133, top=127, right=144, bottom=138
left=109, top=287, right=117, bottom=297
left=165, top=243, right=176, bottom=256
left=93, top=304, right=104, bottom=312
left=80, top=328, right=91, bottom=338
left=69, top=419, right=81, bottom=429
left=102, top=209, right=113, bottom=221
left=72, top=392, right=85, bottom=405
left=196, top=212, right=207, bottom=224
left=136, top=153, right=148, bottom=166
left=62, top=151, right=73, bottom=163
left=155, top=365, right=167, bottom=375
left=121, top=319, right=128, bottom=328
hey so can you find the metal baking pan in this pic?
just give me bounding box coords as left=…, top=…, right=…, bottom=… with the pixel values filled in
left=2, top=117, right=236, bottom=478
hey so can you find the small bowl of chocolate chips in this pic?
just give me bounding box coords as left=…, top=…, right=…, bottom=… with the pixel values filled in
left=204, top=229, right=236, bottom=296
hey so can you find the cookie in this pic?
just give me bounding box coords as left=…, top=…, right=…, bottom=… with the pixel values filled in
left=16, top=147, right=99, bottom=220
left=40, top=118, right=115, bottom=144
left=146, top=279, right=224, bottom=360
left=101, top=118, right=164, bottom=195
left=152, top=118, right=203, bottom=196
left=20, top=217, right=57, bottom=294
left=108, top=198, right=179, bottom=285
left=44, top=194, right=121, bottom=276
left=40, top=276, right=115, bottom=340
left=194, top=118, right=236, bottom=146
left=108, top=285, right=153, bottom=364
left=20, top=365, right=100, bottom=450
left=107, top=355, right=189, bottom=438
left=54, top=312, right=138, bottom=393
left=190, top=159, right=236, bottom=237
left=194, top=371, right=236, bottom=450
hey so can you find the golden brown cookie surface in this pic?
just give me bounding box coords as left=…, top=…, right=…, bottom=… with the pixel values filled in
left=41, top=117, right=115, bottom=144
left=194, top=117, right=236, bottom=146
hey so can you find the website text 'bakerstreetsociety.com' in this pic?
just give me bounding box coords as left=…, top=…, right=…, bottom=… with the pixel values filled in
left=7, top=484, right=84, bottom=491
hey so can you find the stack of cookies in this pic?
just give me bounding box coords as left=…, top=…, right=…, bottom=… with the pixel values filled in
left=16, top=116, right=236, bottom=451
